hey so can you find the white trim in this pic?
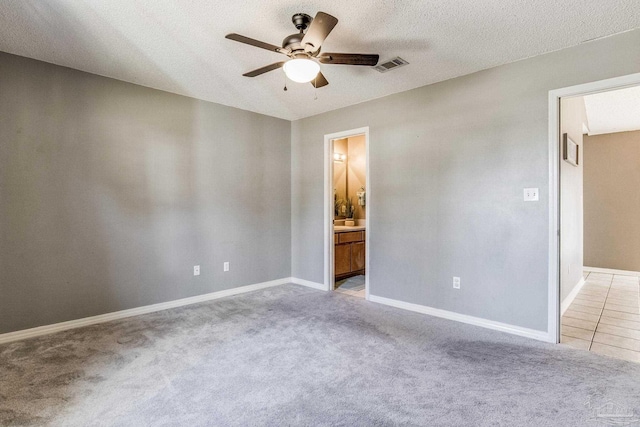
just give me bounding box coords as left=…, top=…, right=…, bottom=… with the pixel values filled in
left=369, top=294, right=549, bottom=342
left=548, top=72, right=640, bottom=345
left=0, top=277, right=291, bottom=345
left=365, top=131, right=370, bottom=300
left=561, top=277, right=586, bottom=315
left=323, top=134, right=334, bottom=293
left=323, top=127, right=370, bottom=298
left=548, top=91, right=560, bottom=344
left=290, top=277, right=327, bottom=291
left=584, top=266, right=640, bottom=277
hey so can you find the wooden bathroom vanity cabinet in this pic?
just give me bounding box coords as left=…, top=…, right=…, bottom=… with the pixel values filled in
left=334, top=229, right=365, bottom=280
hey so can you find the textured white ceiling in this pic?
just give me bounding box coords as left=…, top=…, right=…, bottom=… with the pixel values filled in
left=584, top=86, right=640, bottom=135
left=1, top=1, right=640, bottom=120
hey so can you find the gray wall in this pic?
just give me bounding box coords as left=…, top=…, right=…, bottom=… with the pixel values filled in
left=0, top=52, right=291, bottom=334
left=291, top=29, right=640, bottom=332
left=560, top=97, right=587, bottom=302
left=584, top=130, right=640, bottom=271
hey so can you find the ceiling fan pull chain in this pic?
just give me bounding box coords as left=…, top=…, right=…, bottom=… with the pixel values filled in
left=283, top=71, right=288, bottom=91
left=314, top=76, right=318, bottom=100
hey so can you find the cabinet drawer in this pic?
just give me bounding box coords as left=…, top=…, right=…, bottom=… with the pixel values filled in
left=338, top=231, right=363, bottom=243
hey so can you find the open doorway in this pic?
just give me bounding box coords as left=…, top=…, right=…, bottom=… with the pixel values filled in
left=323, top=127, right=369, bottom=299
left=553, top=80, right=640, bottom=362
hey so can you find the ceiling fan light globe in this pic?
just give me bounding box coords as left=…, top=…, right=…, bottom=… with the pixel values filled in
left=283, top=58, right=320, bottom=83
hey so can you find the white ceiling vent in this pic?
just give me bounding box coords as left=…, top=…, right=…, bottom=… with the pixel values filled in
left=374, top=57, right=409, bottom=73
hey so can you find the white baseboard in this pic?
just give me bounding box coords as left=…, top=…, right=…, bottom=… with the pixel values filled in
left=584, top=266, right=640, bottom=277
left=368, top=294, right=550, bottom=342
left=0, top=277, right=291, bottom=345
left=561, top=277, right=586, bottom=316
left=290, top=277, right=327, bottom=291
left=1, top=277, right=550, bottom=345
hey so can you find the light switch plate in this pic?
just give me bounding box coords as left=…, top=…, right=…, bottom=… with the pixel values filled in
left=223, top=262, right=230, bottom=272
left=193, top=265, right=200, bottom=276
left=524, top=188, right=539, bottom=201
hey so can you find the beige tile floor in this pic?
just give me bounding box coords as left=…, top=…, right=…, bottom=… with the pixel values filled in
left=334, top=275, right=366, bottom=298
left=561, top=272, right=640, bottom=363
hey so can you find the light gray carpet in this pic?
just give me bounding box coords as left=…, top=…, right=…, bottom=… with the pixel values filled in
left=2, top=284, right=640, bottom=426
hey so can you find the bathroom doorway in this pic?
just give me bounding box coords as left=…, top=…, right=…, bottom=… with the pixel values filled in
left=324, top=127, right=369, bottom=299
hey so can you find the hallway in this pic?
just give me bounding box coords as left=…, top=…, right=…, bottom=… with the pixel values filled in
left=561, top=272, right=640, bottom=363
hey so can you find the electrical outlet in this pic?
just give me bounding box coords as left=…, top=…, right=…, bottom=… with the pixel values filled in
left=453, top=276, right=461, bottom=289
left=193, top=265, right=200, bottom=276
left=523, top=188, right=539, bottom=201
left=223, top=262, right=229, bottom=272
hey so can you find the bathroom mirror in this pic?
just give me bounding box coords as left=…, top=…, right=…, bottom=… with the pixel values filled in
left=333, top=138, right=348, bottom=219
left=333, top=136, right=367, bottom=220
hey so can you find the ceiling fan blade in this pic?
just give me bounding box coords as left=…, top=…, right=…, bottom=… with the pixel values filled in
left=225, top=33, right=288, bottom=54
left=310, top=71, right=329, bottom=88
left=243, top=62, right=286, bottom=77
left=301, top=12, right=338, bottom=53
left=318, top=53, right=380, bottom=66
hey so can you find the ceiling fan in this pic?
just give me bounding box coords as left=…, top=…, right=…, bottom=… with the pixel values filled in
left=225, top=12, right=379, bottom=88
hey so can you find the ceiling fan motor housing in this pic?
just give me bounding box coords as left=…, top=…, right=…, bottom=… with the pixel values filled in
left=283, top=33, right=320, bottom=57
left=282, top=33, right=304, bottom=51
left=284, top=14, right=319, bottom=55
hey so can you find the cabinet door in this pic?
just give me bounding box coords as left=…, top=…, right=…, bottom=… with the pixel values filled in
left=335, top=243, right=351, bottom=275
left=351, top=241, right=365, bottom=271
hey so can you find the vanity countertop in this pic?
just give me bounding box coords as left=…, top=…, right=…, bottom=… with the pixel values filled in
left=334, top=225, right=366, bottom=232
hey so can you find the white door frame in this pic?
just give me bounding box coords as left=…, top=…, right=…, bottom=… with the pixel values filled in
left=547, top=72, right=640, bottom=343
left=324, top=127, right=370, bottom=298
